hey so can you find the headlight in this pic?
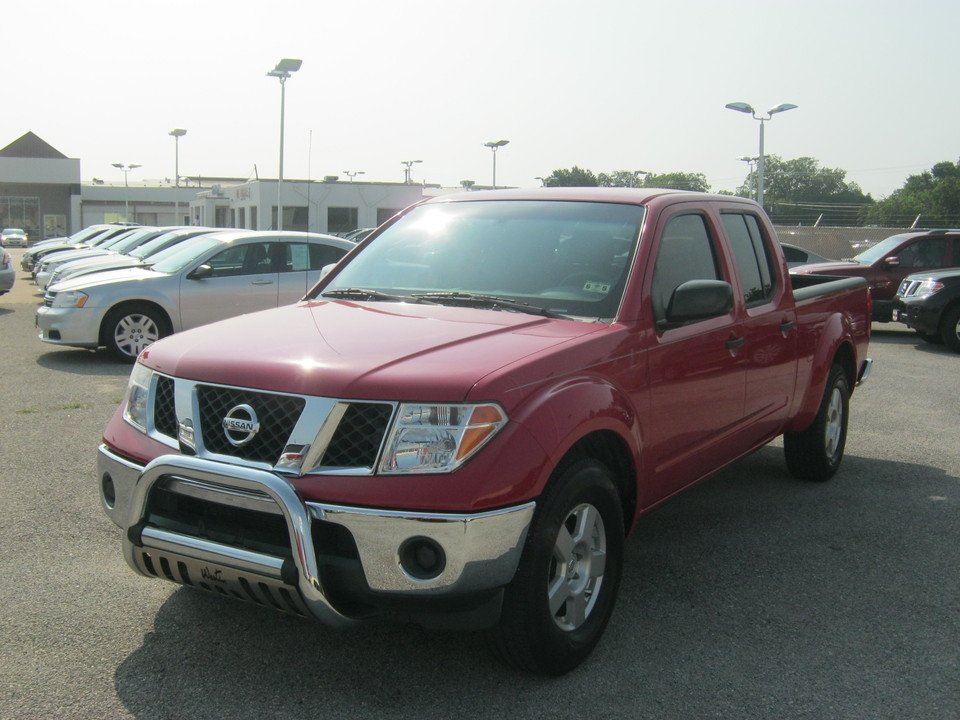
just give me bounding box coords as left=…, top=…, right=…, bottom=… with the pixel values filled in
left=50, top=290, right=88, bottom=308
left=914, top=280, right=944, bottom=298
left=379, top=403, right=507, bottom=474
left=123, top=362, right=154, bottom=431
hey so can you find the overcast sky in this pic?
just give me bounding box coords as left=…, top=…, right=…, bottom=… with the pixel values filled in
left=5, top=0, right=956, bottom=198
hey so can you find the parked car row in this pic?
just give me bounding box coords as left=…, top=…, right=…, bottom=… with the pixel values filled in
left=34, top=228, right=354, bottom=361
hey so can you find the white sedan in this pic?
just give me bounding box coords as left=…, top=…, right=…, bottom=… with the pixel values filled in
left=36, top=230, right=353, bottom=361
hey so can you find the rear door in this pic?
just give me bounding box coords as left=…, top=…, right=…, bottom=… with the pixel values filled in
left=276, top=241, right=349, bottom=303
left=720, top=209, right=799, bottom=441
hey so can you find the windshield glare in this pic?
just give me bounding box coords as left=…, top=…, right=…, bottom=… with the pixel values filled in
left=150, top=236, right=223, bottom=273
left=316, top=200, right=644, bottom=319
left=853, top=235, right=906, bottom=264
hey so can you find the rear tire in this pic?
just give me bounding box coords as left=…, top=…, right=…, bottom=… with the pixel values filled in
left=940, top=305, right=960, bottom=353
left=784, top=363, right=849, bottom=481
left=486, top=458, right=624, bottom=675
left=102, top=303, right=167, bottom=362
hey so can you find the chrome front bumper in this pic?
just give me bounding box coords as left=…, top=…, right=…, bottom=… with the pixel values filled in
left=97, top=446, right=535, bottom=625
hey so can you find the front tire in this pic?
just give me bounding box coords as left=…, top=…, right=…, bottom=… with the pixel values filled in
left=486, top=458, right=624, bottom=675
left=940, top=304, right=960, bottom=353
left=784, top=363, right=850, bottom=481
left=102, top=304, right=167, bottom=362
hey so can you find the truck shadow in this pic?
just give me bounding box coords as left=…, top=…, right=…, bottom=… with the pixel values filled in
left=113, top=446, right=958, bottom=719
left=871, top=323, right=957, bottom=355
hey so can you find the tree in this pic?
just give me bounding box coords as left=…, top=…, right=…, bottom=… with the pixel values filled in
left=640, top=171, right=710, bottom=192
left=738, top=156, right=873, bottom=225
left=860, top=160, right=960, bottom=228
left=597, top=170, right=646, bottom=187
left=543, top=167, right=599, bottom=187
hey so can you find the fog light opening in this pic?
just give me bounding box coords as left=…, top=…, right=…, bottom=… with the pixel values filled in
left=101, top=473, right=116, bottom=509
left=399, top=537, right=446, bottom=581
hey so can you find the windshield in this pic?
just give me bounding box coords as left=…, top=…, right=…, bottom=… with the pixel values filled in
left=130, top=230, right=198, bottom=259
left=853, top=235, right=907, bottom=264
left=149, top=235, right=224, bottom=273
left=108, top=228, right=158, bottom=253
left=314, top=200, right=645, bottom=320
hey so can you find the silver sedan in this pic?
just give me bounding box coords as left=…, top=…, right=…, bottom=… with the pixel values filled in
left=36, top=230, right=353, bottom=361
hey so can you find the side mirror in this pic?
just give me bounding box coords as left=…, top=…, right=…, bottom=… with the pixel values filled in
left=883, top=256, right=900, bottom=268
left=661, top=279, right=733, bottom=329
left=320, top=263, right=337, bottom=278
left=188, top=264, right=213, bottom=280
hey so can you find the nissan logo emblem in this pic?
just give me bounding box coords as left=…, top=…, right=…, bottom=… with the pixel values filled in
left=222, top=404, right=260, bottom=447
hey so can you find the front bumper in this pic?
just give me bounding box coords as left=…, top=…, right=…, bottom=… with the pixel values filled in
left=97, top=445, right=535, bottom=625
left=893, top=297, right=941, bottom=335
left=35, top=304, right=102, bottom=348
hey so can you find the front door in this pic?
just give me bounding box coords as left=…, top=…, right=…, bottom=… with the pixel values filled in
left=178, top=240, right=279, bottom=329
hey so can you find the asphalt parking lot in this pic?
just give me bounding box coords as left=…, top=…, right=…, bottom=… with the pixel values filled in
left=1, top=246, right=958, bottom=719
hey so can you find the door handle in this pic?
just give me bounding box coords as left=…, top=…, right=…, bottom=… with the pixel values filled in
left=251, top=279, right=274, bottom=285
left=780, top=320, right=795, bottom=334
left=726, top=336, right=745, bottom=351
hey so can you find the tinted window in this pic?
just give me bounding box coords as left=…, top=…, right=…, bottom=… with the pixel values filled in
left=897, top=238, right=947, bottom=268
left=206, top=242, right=272, bottom=277
left=651, top=214, right=723, bottom=323
left=280, top=242, right=347, bottom=272
left=721, top=213, right=776, bottom=305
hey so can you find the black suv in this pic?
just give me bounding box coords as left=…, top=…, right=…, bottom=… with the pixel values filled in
left=894, top=268, right=960, bottom=352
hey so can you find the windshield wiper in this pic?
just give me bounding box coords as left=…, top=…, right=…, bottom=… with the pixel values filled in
left=321, top=288, right=408, bottom=302
left=410, top=291, right=566, bottom=318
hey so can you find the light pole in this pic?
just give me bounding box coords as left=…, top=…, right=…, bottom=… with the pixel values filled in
left=484, top=140, right=509, bottom=189
left=169, top=129, right=186, bottom=224
left=724, top=102, right=797, bottom=209
left=267, top=58, right=303, bottom=230
left=343, top=170, right=365, bottom=182
left=401, top=160, right=422, bottom=184
left=111, top=162, right=141, bottom=222
left=737, top=155, right=760, bottom=200
left=168, top=128, right=186, bottom=187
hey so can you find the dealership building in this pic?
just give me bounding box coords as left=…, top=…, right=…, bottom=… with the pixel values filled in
left=0, top=131, right=425, bottom=241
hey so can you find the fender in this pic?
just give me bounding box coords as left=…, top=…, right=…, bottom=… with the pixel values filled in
left=785, top=309, right=857, bottom=432
left=509, top=373, right=643, bottom=507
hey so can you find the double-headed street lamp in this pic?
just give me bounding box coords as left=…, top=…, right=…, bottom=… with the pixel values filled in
left=484, top=140, right=509, bottom=189
left=724, top=102, right=797, bottom=209
left=343, top=170, right=365, bottom=182
left=268, top=58, right=303, bottom=230
left=737, top=155, right=760, bottom=200
left=111, top=162, right=141, bottom=221
left=401, top=160, right=422, bottom=184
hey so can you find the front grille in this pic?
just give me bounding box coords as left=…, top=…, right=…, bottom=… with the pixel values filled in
left=145, top=374, right=395, bottom=473
left=198, top=385, right=305, bottom=464
left=153, top=375, right=178, bottom=438
left=320, top=403, right=393, bottom=467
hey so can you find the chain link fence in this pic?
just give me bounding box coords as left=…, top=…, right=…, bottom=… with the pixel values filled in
left=774, top=225, right=909, bottom=260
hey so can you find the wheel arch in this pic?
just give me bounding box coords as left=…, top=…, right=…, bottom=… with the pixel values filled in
left=98, top=299, right=174, bottom=347
left=553, top=430, right=638, bottom=534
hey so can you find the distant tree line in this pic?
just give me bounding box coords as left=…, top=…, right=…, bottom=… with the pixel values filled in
left=541, top=158, right=960, bottom=228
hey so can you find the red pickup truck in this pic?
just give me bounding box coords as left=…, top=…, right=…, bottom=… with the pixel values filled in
left=97, top=188, right=872, bottom=675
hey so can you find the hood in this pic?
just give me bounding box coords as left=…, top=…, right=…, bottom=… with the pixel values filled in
left=140, top=300, right=603, bottom=400
left=49, top=266, right=162, bottom=292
